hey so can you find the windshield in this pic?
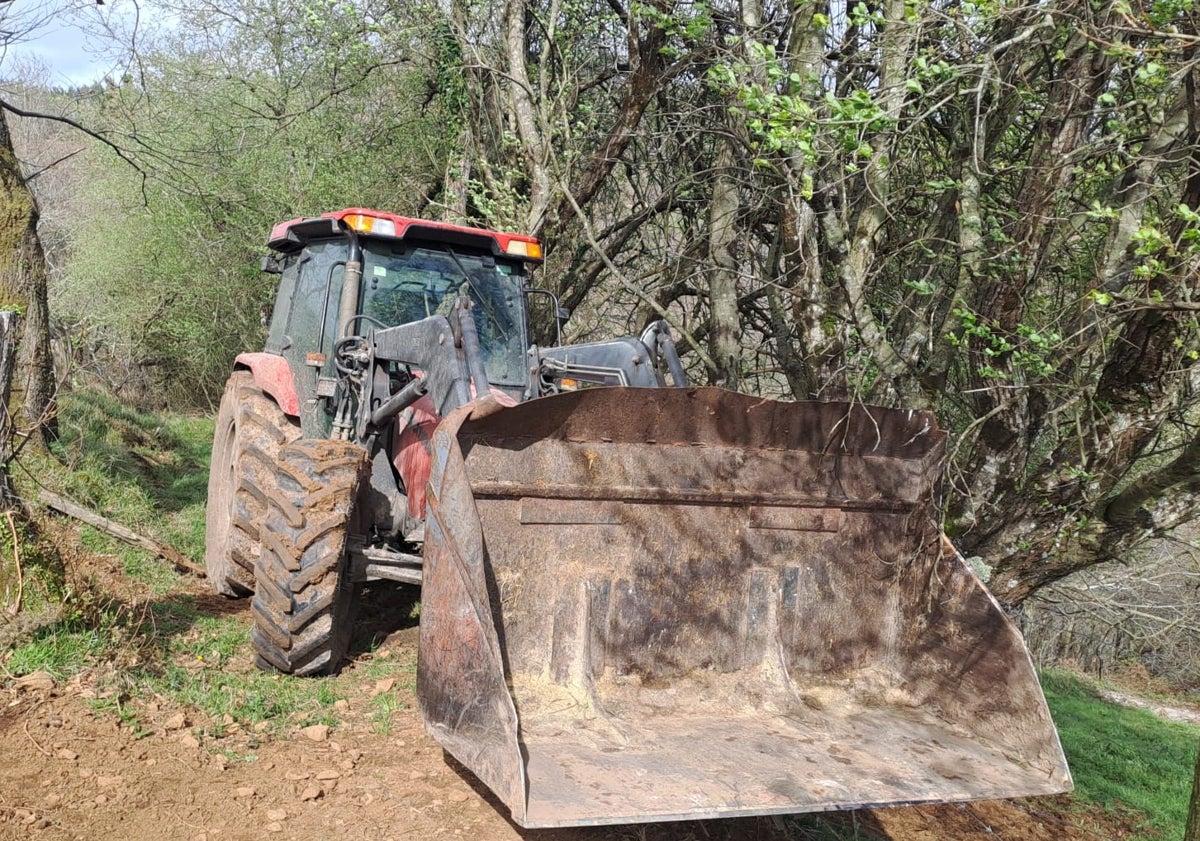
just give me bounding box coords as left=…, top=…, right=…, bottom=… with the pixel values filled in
left=360, top=243, right=529, bottom=387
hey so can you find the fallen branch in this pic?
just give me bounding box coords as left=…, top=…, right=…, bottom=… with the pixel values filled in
left=37, top=490, right=205, bottom=578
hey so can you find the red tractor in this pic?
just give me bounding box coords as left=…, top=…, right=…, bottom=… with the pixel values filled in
left=205, top=209, right=686, bottom=675
left=205, top=209, right=1070, bottom=828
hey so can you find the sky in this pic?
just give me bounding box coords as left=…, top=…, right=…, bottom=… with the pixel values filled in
left=2, top=0, right=131, bottom=88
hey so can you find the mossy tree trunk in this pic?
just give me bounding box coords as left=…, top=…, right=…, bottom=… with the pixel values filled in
left=0, top=107, right=54, bottom=445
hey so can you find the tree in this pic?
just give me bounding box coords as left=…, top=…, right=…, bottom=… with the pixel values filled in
left=443, top=0, right=1200, bottom=606
left=29, top=0, right=1200, bottom=608
left=43, top=0, right=460, bottom=404
left=0, top=105, right=54, bottom=438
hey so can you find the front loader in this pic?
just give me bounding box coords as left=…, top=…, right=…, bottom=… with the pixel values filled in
left=205, top=208, right=1071, bottom=828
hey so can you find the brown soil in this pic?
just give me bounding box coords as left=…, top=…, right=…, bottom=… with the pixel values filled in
left=0, top=564, right=1134, bottom=841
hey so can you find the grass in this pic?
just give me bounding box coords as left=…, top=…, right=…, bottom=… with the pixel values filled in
left=150, top=658, right=345, bottom=737
left=89, top=695, right=155, bottom=738
left=33, top=387, right=214, bottom=572
left=370, top=689, right=402, bottom=734
left=6, top=616, right=111, bottom=678
left=1042, top=668, right=1199, bottom=840
left=4, top=388, right=367, bottom=738
left=4, top=589, right=371, bottom=738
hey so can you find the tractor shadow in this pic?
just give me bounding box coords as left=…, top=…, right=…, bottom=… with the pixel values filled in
left=349, top=581, right=422, bottom=656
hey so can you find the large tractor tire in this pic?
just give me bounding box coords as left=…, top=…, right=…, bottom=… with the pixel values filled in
left=205, top=371, right=301, bottom=597
left=250, top=439, right=367, bottom=676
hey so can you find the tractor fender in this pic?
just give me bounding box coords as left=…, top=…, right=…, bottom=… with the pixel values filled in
left=234, top=352, right=301, bottom=417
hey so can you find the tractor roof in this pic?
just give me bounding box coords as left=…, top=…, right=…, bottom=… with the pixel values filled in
left=267, top=208, right=543, bottom=263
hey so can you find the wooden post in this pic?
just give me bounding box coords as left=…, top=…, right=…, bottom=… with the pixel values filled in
left=0, top=309, right=20, bottom=613
left=0, top=309, right=20, bottom=506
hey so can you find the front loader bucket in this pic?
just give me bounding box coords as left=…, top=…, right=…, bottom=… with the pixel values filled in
left=418, top=388, right=1071, bottom=828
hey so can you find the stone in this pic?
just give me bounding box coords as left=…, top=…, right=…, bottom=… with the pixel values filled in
left=15, top=672, right=54, bottom=692
left=299, top=724, right=329, bottom=742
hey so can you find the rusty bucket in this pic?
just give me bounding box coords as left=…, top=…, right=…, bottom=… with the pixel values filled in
left=417, top=388, right=1071, bottom=828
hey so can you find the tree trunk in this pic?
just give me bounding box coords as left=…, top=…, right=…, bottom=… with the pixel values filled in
left=707, top=137, right=742, bottom=389
left=1186, top=738, right=1200, bottom=841
left=0, top=107, right=54, bottom=444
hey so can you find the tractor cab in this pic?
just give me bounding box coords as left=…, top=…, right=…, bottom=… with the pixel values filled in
left=261, top=209, right=544, bottom=433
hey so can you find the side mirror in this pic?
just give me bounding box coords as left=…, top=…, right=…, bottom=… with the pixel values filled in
left=525, top=289, right=569, bottom=346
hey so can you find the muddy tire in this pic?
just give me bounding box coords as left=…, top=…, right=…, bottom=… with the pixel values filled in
left=205, top=371, right=301, bottom=597
left=251, top=439, right=367, bottom=676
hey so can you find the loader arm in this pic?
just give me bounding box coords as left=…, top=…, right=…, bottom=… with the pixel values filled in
left=368, top=309, right=477, bottom=420
left=537, top=319, right=688, bottom=392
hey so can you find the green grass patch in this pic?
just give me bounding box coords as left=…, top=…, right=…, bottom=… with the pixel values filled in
left=25, top=387, right=214, bottom=567
left=5, top=591, right=346, bottom=738
left=89, top=695, right=155, bottom=738
left=4, top=390, right=365, bottom=745
left=6, top=618, right=111, bottom=678
left=369, top=690, right=401, bottom=734
left=133, top=605, right=346, bottom=736
left=148, top=660, right=345, bottom=737
left=1042, top=668, right=1199, bottom=840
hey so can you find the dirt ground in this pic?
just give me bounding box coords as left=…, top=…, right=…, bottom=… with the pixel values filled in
left=1095, top=687, right=1200, bottom=726
left=0, top=582, right=1136, bottom=841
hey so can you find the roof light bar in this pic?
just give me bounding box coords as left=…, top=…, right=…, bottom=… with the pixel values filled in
left=342, top=213, right=397, bottom=237
left=505, top=239, right=543, bottom=260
